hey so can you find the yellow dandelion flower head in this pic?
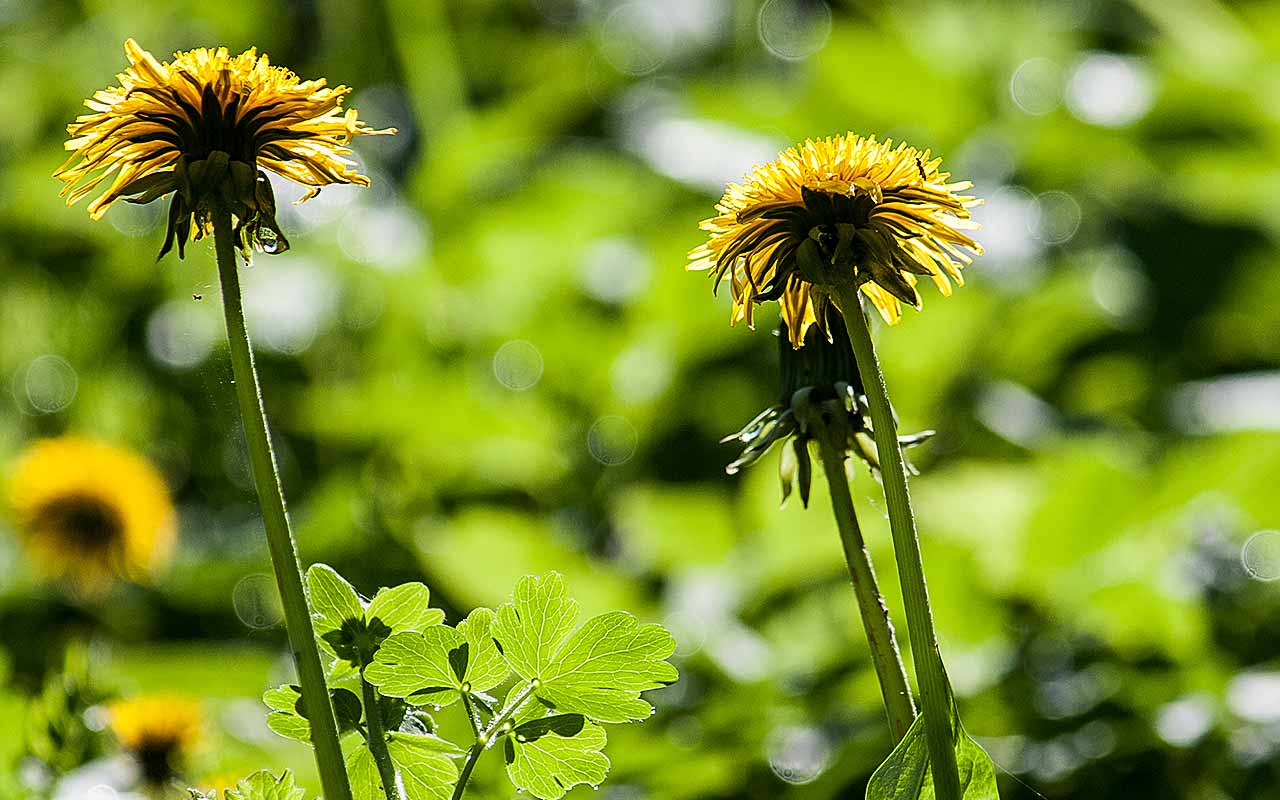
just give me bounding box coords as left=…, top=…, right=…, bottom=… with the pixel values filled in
left=5, top=437, right=176, bottom=591
left=108, top=695, right=203, bottom=784
left=54, top=39, right=394, bottom=259
left=688, top=133, right=983, bottom=347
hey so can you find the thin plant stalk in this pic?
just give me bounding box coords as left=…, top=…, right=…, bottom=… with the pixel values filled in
left=813, top=426, right=916, bottom=741
left=834, top=285, right=961, bottom=799
left=211, top=205, right=354, bottom=800
left=362, top=677, right=402, bottom=800
left=451, top=684, right=537, bottom=800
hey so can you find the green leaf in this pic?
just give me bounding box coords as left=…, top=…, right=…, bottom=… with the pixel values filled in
left=493, top=573, right=580, bottom=678
left=865, top=716, right=999, bottom=800
left=332, top=688, right=364, bottom=733
left=365, top=609, right=509, bottom=708
left=307, top=564, right=365, bottom=635
left=504, top=712, right=609, bottom=800
left=222, top=770, right=307, bottom=800
left=266, top=710, right=312, bottom=744
left=262, top=684, right=362, bottom=743
left=367, top=583, right=446, bottom=633
left=365, top=628, right=465, bottom=707
left=263, top=685, right=310, bottom=744
left=389, top=733, right=459, bottom=800
left=346, top=745, right=382, bottom=800
left=345, top=734, right=460, bottom=800
left=456, top=608, right=508, bottom=692
left=492, top=573, right=677, bottom=722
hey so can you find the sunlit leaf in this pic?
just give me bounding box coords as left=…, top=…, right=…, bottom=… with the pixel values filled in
left=367, top=583, right=445, bottom=633
left=492, top=573, right=677, bottom=722
left=307, top=564, right=364, bottom=634
left=504, top=712, right=609, bottom=800
left=221, top=769, right=307, bottom=800
left=345, top=734, right=460, bottom=800
left=365, top=608, right=509, bottom=707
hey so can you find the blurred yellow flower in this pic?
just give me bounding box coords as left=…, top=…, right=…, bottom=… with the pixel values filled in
left=108, top=695, right=203, bottom=785
left=689, top=134, right=982, bottom=347
left=5, top=437, right=175, bottom=591
left=54, top=39, right=394, bottom=258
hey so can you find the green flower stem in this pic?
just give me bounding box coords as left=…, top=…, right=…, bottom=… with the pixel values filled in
left=813, top=427, right=916, bottom=742
left=362, top=677, right=402, bottom=800
left=211, top=206, right=353, bottom=800
left=834, top=285, right=961, bottom=800
left=451, top=683, right=537, bottom=800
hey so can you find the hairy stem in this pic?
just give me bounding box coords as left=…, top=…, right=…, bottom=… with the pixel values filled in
left=451, top=684, right=537, bottom=800
left=835, top=286, right=961, bottom=799
left=813, top=424, right=916, bottom=741
left=362, top=678, right=402, bottom=800
left=212, top=207, right=353, bottom=800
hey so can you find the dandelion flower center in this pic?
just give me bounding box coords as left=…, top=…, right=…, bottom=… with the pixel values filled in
left=6, top=437, right=175, bottom=591
left=689, top=133, right=982, bottom=347
left=109, top=696, right=202, bottom=786
left=33, top=493, right=126, bottom=553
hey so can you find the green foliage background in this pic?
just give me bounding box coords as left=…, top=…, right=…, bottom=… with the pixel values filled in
left=3, top=0, right=1280, bottom=797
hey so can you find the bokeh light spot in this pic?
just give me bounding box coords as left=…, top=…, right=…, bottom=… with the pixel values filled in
left=1242, top=530, right=1280, bottom=581
left=580, top=237, right=652, bottom=304
left=1009, top=57, right=1063, bottom=116
left=1032, top=190, right=1082, bottom=244
left=1066, top=52, right=1154, bottom=128
left=758, top=0, right=831, bottom=61
left=147, top=301, right=220, bottom=370
left=233, top=573, right=284, bottom=629
left=598, top=3, right=674, bottom=76
left=24, top=354, right=78, bottom=414
left=493, top=340, right=544, bottom=391
left=766, top=726, right=831, bottom=785
left=587, top=415, right=638, bottom=465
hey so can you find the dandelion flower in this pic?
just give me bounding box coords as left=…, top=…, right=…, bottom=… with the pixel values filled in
left=690, top=134, right=982, bottom=347
left=5, top=437, right=175, bottom=591
left=723, top=316, right=933, bottom=505
left=108, top=695, right=203, bottom=786
left=55, top=39, right=394, bottom=259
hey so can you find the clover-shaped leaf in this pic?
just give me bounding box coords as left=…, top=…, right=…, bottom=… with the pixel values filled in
left=492, top=573, right=677, bottom=722
left=365, top=608, right=508, bottom=708
left=502, top=711, right=608, bottom=800
left=306, top=565, right=445, bottom=667
left=347, top=733, right=462, bottom=800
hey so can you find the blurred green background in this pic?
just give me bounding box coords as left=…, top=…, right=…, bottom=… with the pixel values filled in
left=4, top=0, right=1280, bottom=797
